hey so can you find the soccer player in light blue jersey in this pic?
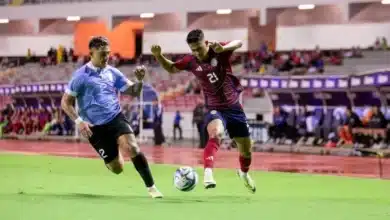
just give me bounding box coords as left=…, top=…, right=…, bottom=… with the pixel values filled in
left=61, top=36, right=163, bottom=198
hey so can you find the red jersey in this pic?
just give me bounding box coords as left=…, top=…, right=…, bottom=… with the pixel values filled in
left=173, top=42, right=243, bottom=109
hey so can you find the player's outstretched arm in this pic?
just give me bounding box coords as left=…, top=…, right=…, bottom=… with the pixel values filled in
left=222, top=40, right=243, bottom=51
left=209, top=40, right=243, bottom=53
left=151, top=45, right=180, bottom=74
left=122, top=81, right=143, bottom=97
left=118, top=66, right=145, bottom=97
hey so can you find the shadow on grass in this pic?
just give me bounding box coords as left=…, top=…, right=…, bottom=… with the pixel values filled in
left=6, top=191, right=255, bottom=204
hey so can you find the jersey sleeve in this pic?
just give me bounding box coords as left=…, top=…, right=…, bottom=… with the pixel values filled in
left=65, top=72, right=85, bottom=97
left=220, top=41, right=234, bottom=58
left=173, top=55, right=192, bottom=71
left=112, top=68, right=135, bottom=92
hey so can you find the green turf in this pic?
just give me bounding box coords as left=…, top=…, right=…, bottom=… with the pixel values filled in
left=0, top=154, right=389, bottom=220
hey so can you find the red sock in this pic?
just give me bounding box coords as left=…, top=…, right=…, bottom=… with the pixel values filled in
left=239, top=155, right=252, bottom=173
left=203, top=138, right=219, bottom=168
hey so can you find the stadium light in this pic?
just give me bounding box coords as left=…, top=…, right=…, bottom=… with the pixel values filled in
left=216, top=9, right=232, bottom=14
left=66, top=16, right=80, bottom=21
left=298, top=4, right=315, bottom=10
left=382, top=0, right=390, bottom=4
left=0, top=19, right=9, bottom=24
left=140, top=13, right=155, bottom=18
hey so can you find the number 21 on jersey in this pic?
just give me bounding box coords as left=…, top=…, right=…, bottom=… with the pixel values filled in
left=207, top=72, right=219, bottom=83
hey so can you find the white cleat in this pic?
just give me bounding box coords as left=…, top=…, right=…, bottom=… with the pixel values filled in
left=148, top=185, right=163, bottom=198
left=203, top=168, right=217, bottom=189
left=237, top=170, right=256, bottom=193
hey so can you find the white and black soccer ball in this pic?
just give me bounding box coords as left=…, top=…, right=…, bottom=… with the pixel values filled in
left=173, top=166, right=198, bottom=192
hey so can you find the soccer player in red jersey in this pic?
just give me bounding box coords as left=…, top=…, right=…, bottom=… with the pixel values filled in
left=151, top=29, right=255, bottom=193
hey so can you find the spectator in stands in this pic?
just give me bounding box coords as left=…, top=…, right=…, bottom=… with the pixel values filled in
left=48, top=108, right=64, bottom=135
left=69, top=48, right=75, bottom=62
left=369, top=106, right=387, bottom=129
left=31, top=108, right=40, bottom=134
left=153, top=99, right=165, bottom=146
left=26, top=48, right=32, bottom=62
left=368, top=106, right=387, bottom=149
left=381, top=37, right=388, bottom=50
left=192, top=99, right=206, bottom=148
left=374, top=37, right=381, bottom=50
left=339, top=107, right=361, bottom=145
left=345, top=107, right=362, bottom=128
left=173, top=110, right=183, bottom=141
left=268, top=106, right=288, bottom=143
left=352, top=46, right=363, bottom=58
left=330, top=51, right=343, bottom=65
left=57, top=45, right=64, bottom=64
left=63, top=114, right=74, bottom=136
left=0, top=104, right=13, bottom=136
left=63, top=47, right=69, bottom=63
left=297, top=107, right=315, bottom=145
left=259, top=41, right=268, bottom=54
left=297, top=107, right=308, bottom=139
left=354, top=106, right=387, bottom=149
left=0, top=57, right=9, bottom=68
left=11, top=108, right=23, bottom=134
left=38, top=106, right=49, bottom=131
left=47, top=47, right=57, bottom=65
left=0, top=111, right=9, bottom=138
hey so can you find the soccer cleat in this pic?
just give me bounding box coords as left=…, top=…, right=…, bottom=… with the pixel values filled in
left=237, top=169, right=256, bottom=193
left=148, top=185, right=163, bottom=199
left=203, top=168, right=216, bottom=189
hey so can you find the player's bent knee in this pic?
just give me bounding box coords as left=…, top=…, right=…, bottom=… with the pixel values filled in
left=106, top=159, right=124, bottom=174
left=118, top=133, right=140, bottom=158
left=207, top=119, right=225, bottom=140
left=110, top=166, right=123, bottom=174
left=128, top=145, right=140, bottom=158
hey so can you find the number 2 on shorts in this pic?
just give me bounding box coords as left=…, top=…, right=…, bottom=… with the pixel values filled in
left=98, top=149, right=108, bottom=159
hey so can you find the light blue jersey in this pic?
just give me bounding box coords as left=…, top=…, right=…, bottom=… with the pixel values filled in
left=65, top=62, right=133, bottom=125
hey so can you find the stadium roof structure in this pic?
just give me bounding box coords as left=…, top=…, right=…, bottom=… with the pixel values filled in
left=0, top=0, right=380, bottom=20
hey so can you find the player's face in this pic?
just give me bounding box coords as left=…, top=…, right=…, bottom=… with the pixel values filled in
left=189, top=40, right=208, bottom=60
left=90, top=46, right=110, bottom=68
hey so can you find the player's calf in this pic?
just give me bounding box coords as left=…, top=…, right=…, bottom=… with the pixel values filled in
left=234, top=137, right=253, bottom=173
left=203, top=119, right=225, bottom=189
left=234, top=137, right=256, bottom=193
left=118, top=133, right=163, bottom=198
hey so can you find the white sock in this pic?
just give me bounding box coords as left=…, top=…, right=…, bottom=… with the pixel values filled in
left=148, top=185, right=156, bottom=190
left=204, top=168, right=213, bottom=176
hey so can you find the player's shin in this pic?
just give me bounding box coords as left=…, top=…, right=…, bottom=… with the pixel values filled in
left=131, top=152, right=155, bottom=187
left=234, top=137, right=253, bottom=173
left=203, top=119, right=224, bottom=188
left=234, top=137, right=256, bottom=193
left=239, top=153, right=252, bottom=173
left=131, top=151, right=163, bottom=198
left=203, top=137, right=220, bottom=188
left=203, top=137, right=219, bottom=169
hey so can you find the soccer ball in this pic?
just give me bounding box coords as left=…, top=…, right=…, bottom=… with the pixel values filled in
left=173, top=166, right=198, bottom=192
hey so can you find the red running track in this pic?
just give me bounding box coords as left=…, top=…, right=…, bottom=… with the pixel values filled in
left=0, top=140, right=389, bottom=179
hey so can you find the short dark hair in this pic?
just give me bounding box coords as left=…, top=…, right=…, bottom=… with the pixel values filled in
left=88, top=36, right=109, bottom=50
left=186, top=29, right=204, bottom=44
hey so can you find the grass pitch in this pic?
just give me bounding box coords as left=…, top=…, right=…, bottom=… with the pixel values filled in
left=0, top=154, right=389, bottom=220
